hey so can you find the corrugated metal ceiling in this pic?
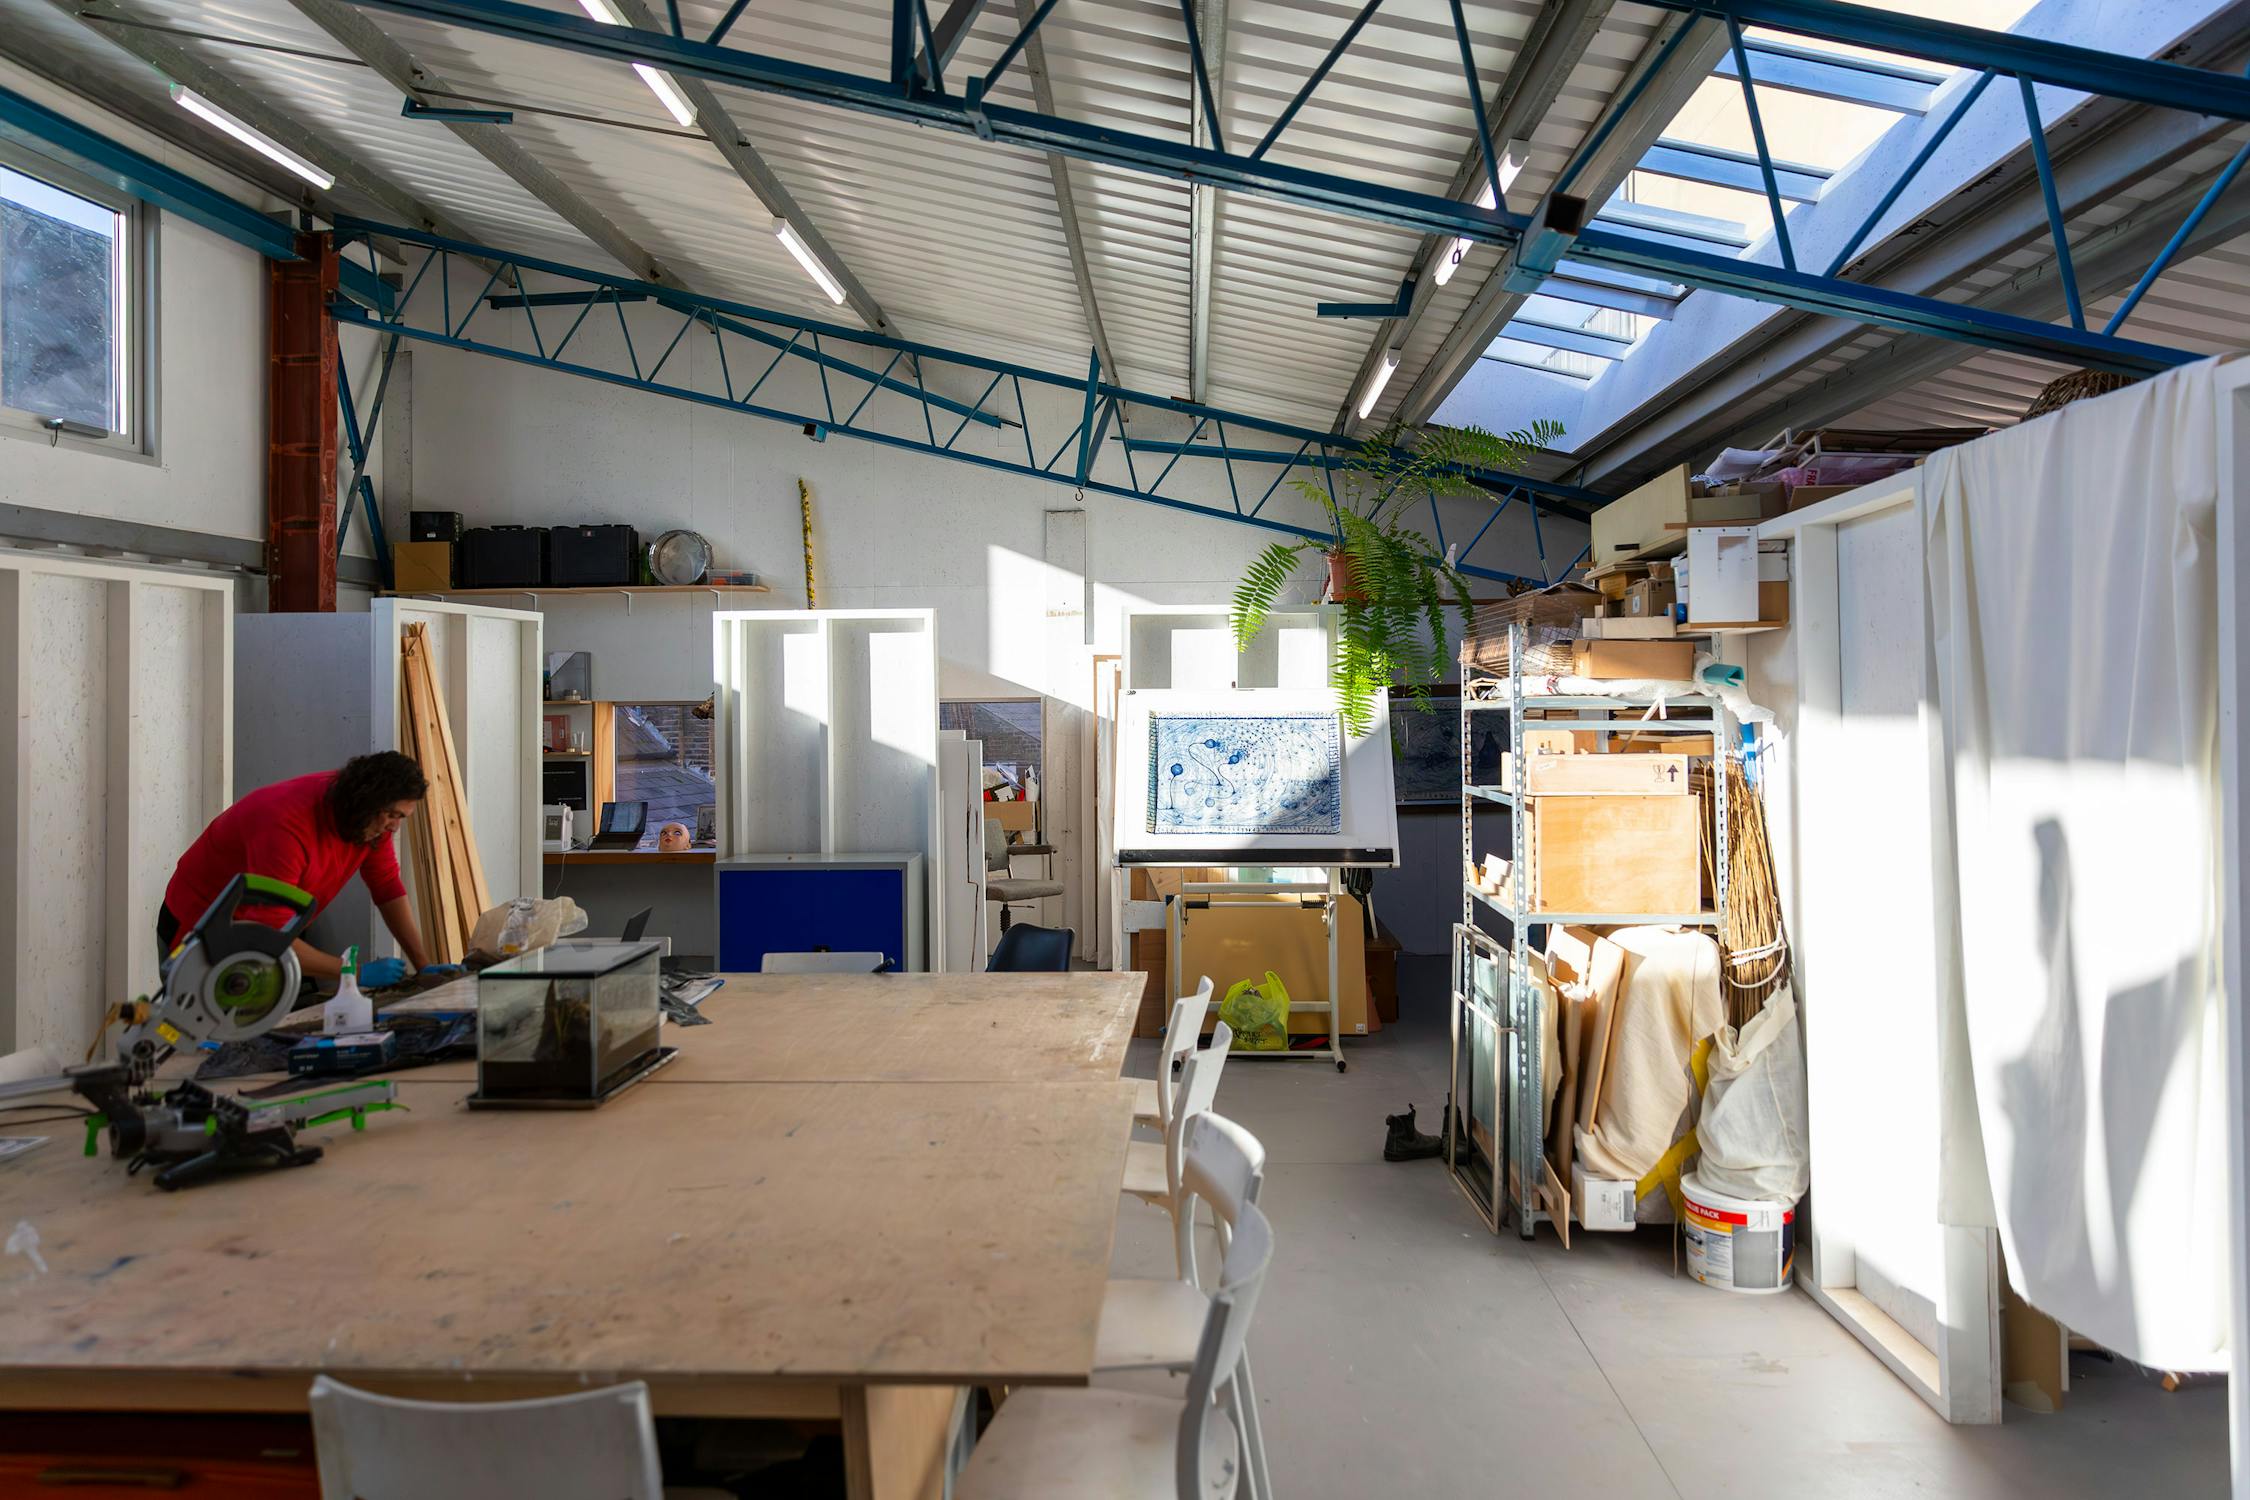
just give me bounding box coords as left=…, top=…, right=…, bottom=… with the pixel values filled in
left=0, top=0, right=1668, bottom=426
left=3, top=0, right=2237, bottom=463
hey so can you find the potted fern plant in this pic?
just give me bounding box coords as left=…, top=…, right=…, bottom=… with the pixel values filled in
left=1231, top=420, right=1562, bottom=737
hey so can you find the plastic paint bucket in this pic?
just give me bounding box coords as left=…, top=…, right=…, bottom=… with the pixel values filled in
left=1681, top=1172, right=1796, bottom=1295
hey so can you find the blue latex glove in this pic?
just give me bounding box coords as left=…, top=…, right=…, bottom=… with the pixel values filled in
left=359, top=955, right=411, bottom=988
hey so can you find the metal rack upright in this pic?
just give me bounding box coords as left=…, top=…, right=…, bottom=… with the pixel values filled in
left=1447, top=619, right=1732, bottom=1238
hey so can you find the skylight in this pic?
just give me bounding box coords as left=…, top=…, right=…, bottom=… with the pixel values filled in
left=1482, top=0, right=2044, bottom=380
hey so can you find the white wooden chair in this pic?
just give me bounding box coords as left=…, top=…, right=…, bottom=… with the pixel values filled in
left=1134, top=978, right=1214, bottom=1127
left=1123, top=1021, right=1233, bottom=1276
left=957, top=1177, right=1275, bottom=1500
left=1097, top=1112, right=1274, bottom=1500
left=308, top=1377, right=721, bottom=1500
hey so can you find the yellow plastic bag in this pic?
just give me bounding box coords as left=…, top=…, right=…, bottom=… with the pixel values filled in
left=1220, top=971, right=1290, bottom=1051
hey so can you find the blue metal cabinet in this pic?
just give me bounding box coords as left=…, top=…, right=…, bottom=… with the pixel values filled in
left=715, top=854, right=926, bottom=973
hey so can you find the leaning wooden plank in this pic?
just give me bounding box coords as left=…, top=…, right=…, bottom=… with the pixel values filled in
left=402, top=629, right=466, bottom=958
left=395, top=656, right=451, bottom=964
left=412, top=622, right=491, bottom=917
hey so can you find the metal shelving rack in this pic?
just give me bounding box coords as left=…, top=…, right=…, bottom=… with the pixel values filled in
left=1447, top=619, right=1732, bottom=1238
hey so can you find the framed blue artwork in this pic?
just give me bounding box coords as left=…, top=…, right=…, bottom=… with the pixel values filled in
left=1146, top=713, right=1343, bottom=834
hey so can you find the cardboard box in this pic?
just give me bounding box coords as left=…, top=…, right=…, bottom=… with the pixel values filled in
left=392, top=540, right=455, bottom=592
left=1571, top=639, right=1695, bottom=680
left=1574, top=1164, right=1637, bottom=1231
left=1622, top=579, right=1676, bottom=618
left=1609, top=729, right=1715, bottom=757
left=1582, top=615, right=1678, bottom=640
left=1594, top=570, right=1633, bottom=600
left=1525, top=793, right=1701, bottom=913
left=1785, top=483, right=1858, bottom=512
left=1501, top=753, right=1690, bottom=796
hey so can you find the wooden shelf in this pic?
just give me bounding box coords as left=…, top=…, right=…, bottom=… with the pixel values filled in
left=543, top=699, right=597, bottom=707
left=543, top=848, right=717, bottom=866
left=543, top=750, right=592, bottom=758
left=391, top=584, right=769, bottom=598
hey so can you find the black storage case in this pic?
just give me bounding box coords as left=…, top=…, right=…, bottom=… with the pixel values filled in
left=461, top=525, right=549, bottom=588
left=410, top=509, right=465, bottom=542
left=548, top=524, right=640, bottom=587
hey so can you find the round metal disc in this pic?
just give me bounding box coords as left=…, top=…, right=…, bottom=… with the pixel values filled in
left=647, top=529, right=713, bottom=586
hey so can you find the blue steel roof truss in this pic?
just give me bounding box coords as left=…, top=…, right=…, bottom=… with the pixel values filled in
left=332, top=0, right=2230, bottom=376
left=329, top=220, right=1603, bottom=584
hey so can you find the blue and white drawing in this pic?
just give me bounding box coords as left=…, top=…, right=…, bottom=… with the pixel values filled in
left=1147, top=714, right=1343, bottom=835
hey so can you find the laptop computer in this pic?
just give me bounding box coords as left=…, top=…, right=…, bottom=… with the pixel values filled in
left=620, top=907, right=652, bottom=944
left=588, top=801, right=648, bottom=851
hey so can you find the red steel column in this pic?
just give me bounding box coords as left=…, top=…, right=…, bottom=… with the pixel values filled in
left=267, top=231, right=339, bottom=611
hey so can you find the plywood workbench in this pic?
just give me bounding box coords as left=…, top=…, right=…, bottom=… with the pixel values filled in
left=0, top=972, right=1145, bottom=1500
left=283, top=972, right=1143, bottom=1087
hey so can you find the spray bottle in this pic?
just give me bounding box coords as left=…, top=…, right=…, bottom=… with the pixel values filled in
left=324, top=945, right=373, bottom=1035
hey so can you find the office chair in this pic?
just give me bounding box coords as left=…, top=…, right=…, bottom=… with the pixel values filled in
left=987, top=923, right=1075, bottom=972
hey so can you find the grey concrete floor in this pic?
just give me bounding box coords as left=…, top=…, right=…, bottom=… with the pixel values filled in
left=1108, top=955, right=2232, bottom=1500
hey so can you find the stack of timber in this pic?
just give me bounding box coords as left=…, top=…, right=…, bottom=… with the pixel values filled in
left=400, top=623, right=491, bottom=962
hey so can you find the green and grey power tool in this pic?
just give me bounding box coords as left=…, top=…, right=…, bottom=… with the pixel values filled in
left=0, top=873, right=402, bottom=1190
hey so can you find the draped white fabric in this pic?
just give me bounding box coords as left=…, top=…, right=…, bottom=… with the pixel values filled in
left=1921, top=361, right=2230, bottom=1371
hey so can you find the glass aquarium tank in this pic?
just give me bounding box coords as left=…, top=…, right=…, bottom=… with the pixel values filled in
left=471, top=940, right=666, bottom=1107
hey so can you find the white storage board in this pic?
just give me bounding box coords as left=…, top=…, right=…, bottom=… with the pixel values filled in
left=1115, top=605, right=1398, bottom=866
left=712, top=609, right=944, bottom=964
left=0, top=553, right=231, bottom=1059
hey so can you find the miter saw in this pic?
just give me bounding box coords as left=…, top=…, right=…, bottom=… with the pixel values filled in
left=0, top=873, right=400, bottom=1191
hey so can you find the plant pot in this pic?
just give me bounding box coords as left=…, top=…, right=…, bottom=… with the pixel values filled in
left=1325, top=548, right=1367, bottom=604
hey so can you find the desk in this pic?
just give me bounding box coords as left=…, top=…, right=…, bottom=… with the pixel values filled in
left=1, top=974, right=1143, bottom=1500
left=542, top=850, right=717, bottom=962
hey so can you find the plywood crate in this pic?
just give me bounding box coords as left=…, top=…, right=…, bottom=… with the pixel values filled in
left=1500, top=753, right=1691, bottom=796
left=1589, top=465, right=1772, bottom=566
left=1525, top=795, right=1700, bottom=914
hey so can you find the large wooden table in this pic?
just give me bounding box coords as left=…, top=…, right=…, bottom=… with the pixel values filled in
left=1, top=971, right=1145, bottom=1500
left=347, top=972, right=1142, bottom=1086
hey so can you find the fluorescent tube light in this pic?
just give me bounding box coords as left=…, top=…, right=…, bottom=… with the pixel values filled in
left=573, top=0, right=698, bottom=127
left=169, top=85, right=334, bottom=190
left=631, top=64, right=698, bottom=128
left=1356, top=350, right=1400, bottom=420
left=1433, top=139, right=1530, bottom=289
left=774, top=219, right=846, bottom=305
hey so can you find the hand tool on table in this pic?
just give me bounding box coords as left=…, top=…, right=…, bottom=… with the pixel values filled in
left=0, top=874, right=400, bottom=1190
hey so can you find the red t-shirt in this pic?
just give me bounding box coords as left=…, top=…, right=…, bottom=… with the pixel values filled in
left=163, top=771, right=408, bottom=932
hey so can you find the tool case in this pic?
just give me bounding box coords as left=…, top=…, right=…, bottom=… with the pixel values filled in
left=460, top=525, right=548, bottom=588
left=410, top=509, right=465, bottom=542
left=548, top=523, right=640, bottom=587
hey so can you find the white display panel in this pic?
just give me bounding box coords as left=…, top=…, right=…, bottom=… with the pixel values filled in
left=1112, top=688, right=1399, bottom=866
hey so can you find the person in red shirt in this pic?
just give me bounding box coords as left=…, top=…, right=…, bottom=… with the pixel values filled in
left=162, top=752, right=435, bottom=986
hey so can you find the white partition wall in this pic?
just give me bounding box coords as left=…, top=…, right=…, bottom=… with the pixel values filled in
left=0, top=553, right=232, bottom=1059
left=712, top=609, right=943, bottom=961
left=235, top=599, right=542, bottom=961
left=1751, top=478, right=2003, bottom=1424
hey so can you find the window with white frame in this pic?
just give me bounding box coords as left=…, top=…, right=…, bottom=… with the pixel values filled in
left=0, top=153, right=143, bottom=446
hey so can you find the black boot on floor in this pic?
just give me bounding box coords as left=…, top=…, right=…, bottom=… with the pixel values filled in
left=1383, top=1103, right=1446, bottom=1162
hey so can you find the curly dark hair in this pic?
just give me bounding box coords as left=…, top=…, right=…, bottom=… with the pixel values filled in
left=328, top=751, right=429, bottom=841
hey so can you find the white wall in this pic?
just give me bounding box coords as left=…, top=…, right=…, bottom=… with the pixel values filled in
left=380, top=254, right=1585, bottom=960
left=0, top=58, right=385, bottom=571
